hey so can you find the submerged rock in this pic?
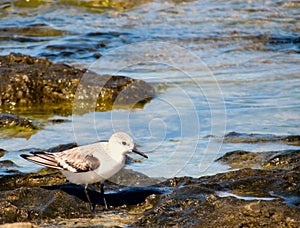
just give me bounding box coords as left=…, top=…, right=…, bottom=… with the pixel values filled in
left=0, top=53, right=155, bottom=115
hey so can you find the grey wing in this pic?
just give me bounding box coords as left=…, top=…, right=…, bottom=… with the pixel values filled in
left=20, top=147, right=101, bottom=173
left=55, top=149, right=100, bottom=172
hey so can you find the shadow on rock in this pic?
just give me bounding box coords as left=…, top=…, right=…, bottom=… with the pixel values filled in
left=42, top=184, right=163, bottom=209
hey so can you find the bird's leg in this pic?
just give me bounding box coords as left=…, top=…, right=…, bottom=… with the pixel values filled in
left=100, top=183, right=108, bottom=209
left=84, top=184, right=95, bottom=211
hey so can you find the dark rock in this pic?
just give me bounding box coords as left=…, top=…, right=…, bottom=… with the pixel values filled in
left=1, top=166, right=299, bottom=227
left=1, top=141, right=300, bottom=226
left=134, top=168, right=300, bottom=227
left=0, top=172, right=67, bottom=191
left=45, top=142, right=78, bottom=153
left=0, top=113, right=39, bottom=139
left=0, top=160, right=18, bottom=170
left=0, top=149, right=5, bottom=158
left=135, top=194, right=300, bottom=227
left=0, top=170, right=162, bottom=226
left=0, top=53, right=155, bottom=115
left=216, top=150, right=263, bottom=169
left=224, top=132, right=300, bottom=146
left=0, top=113, right=36, bottom=128
left=216, top=149, right=300, bottom=169
left=263, top=150, right=300, bottom=169
left=47, top=118, right=71, bottom=124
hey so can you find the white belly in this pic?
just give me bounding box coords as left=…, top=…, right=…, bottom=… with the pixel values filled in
left=61, top=154, right=125, bottom=185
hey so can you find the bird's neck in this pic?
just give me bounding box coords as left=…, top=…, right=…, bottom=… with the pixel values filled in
left=108, top=144, right=126, bottom=163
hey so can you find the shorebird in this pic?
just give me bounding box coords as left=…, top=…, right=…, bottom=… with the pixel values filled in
left=20, top=132, right=148, bottom=210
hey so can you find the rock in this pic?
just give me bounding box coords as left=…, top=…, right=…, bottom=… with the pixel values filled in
left=45, top=142, right=78, bottom=153
left=0, top=149, right=6, bottom=158
left=1, top=140, right=299, bottom=226
left=134, top=168, right=300, bottom=227
left=0, top=114, right=36, bottom=128
left=216, top=149, right=300, bottom=169
left=135, top=193, right=300, bottom=227
left=0, top=222, right=38, bottom=228
left=215, top=150, right=263, bottom=169
left=0, top=170, right=162, bottom=226
left=0, top=160, right=19, bottom=175
left=0, top=53, right=155, bottom=115
left=263, top=150, right=300, bottom=169
left=74, top=72, right=155, bottom=112
left=1, top=166, right=299, bottom=227
left=224, top=131, right=300, bottom=146
left=0, top=113, right=38, bottom=139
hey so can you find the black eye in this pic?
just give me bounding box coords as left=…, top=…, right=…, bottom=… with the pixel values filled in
left=122, top=141, right=127, bottom=146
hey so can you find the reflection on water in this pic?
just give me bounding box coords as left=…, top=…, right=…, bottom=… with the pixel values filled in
left=0, top=0, right=300, bottom=178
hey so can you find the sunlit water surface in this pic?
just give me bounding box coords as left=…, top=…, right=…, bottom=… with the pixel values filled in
left=0, top=0, right=299, bottom=179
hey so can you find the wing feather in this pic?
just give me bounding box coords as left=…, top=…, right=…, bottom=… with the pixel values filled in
left=21, top=147, right=101, bottom=173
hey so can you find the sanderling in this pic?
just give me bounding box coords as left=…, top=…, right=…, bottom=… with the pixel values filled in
left=20, top=132, right=148, bottom=210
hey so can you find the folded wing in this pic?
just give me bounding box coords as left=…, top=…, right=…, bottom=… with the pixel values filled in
left=20, top=149, right=100, bottom=173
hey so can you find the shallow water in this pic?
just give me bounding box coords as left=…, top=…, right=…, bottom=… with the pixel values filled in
left=0, top=0, right=299, bottom=179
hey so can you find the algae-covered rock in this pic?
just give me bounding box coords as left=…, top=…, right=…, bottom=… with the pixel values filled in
left=0, top=113, right=39, bottom=139
left=0, top=53, right=155, bottom=115
left=0, top=114, right=35, bottom=128
left=216, top=149, right=300, bottom=169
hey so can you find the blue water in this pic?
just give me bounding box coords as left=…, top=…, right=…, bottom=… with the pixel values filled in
left=0, top=0, right=299, bottom=180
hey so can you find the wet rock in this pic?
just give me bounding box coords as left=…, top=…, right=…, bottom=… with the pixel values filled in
left=216, top=150, right=263, bottom=169
left=216, top=149, right=300, bottom=169
left=0, top=149, right=5, bottom=158
left=47, top=118, right=70, bottom=124
left=75, top=72, right=155, bottom=112
left=134, top=168, right=300, bottom=227
left=45, top=142, right=78, bottom=153
left=1, top=141, right=300, bottom=226
left=0, top=160, right=19, bottom=175
left=1, top=166, right=299, bottom=227
left=136, top=193, right=300, bottom=227
left=0, top=113, right=38, bottom=139
left=0, top=170, right=162, bottom=226
left=224, top=131, right=300, bottom=146
left=0, top=172, right=67, bottom=192
left=0, top=114, right=35, bottom=128
left=263, top=150, right=300, bottom=169
left=0, top=53, right=155, bottom=115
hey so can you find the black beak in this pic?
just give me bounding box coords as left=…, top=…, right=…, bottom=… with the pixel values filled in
left=132, top=147, right=148, bottom=159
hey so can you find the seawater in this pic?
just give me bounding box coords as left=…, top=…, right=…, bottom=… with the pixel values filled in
left=0, top=0, right=299, bottom=178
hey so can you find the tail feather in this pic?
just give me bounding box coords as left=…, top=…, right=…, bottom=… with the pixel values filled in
left=20, top=153, right=62, bottom=170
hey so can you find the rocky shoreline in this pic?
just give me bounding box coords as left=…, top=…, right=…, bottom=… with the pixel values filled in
left=0, top=53, right=299, bottom=227
left=0, top=140, right=299, bottom=227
